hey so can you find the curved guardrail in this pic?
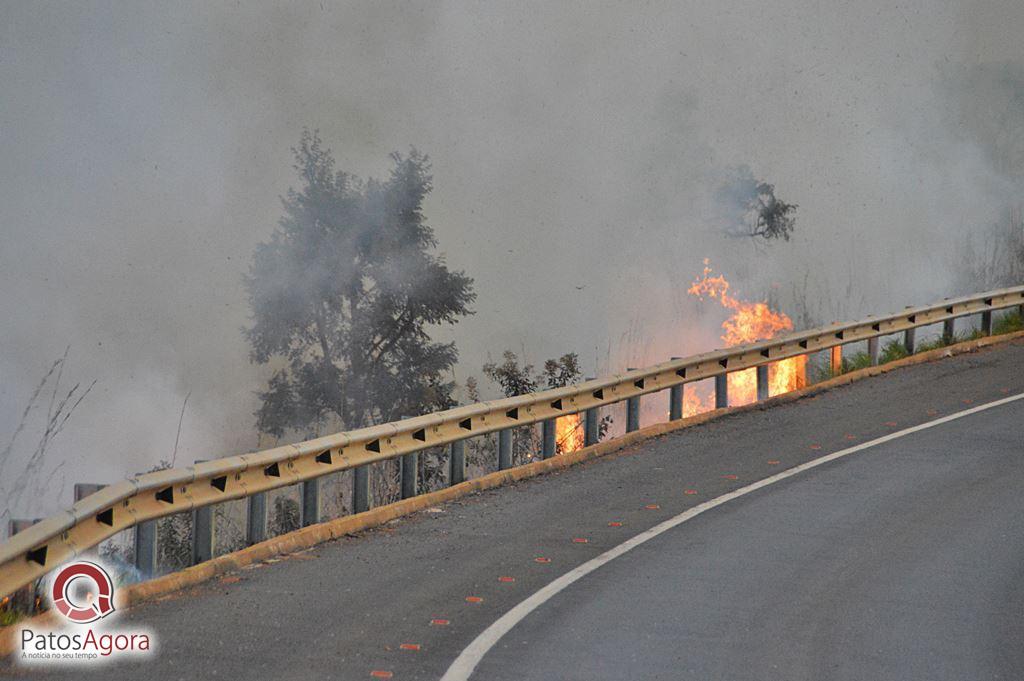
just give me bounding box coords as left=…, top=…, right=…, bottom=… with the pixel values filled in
left=2, top=285, right=1022, bottom=598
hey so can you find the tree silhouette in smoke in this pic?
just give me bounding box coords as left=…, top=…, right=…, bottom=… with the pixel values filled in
left=716, top=165, right=798, bottom=241
left=245, top=130, right=475, bottom=437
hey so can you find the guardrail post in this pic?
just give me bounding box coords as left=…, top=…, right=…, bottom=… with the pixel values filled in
left=542, top=419, right=556, bottom=459
left=247, top=492, right=267, bottom=545
left=134, top=520, right=158, bottom=576
left=7, top=520, right=41, bottom=611
left=981, top=310, right=993, bottom=335
left=867, top=337, right=879, bottom=365
left=401, top=452, right=418, bottom=499
left=584, top=407, right=600, bottom=446
left=715, top=374, right=728, bottom=408
left=669, top=356, right=684, bottom=419
left=498, top=429, right=512, bottom=470
left=301, top=478, right=320, bottom=527
left=625, top=367, right=640, bottom=433
left=353, top=466, right=370, bottom=513
left=943, top=318, right=955, bottom=343
left=669, top=384, right=684, bottom=420
left=903, top=328, right=916, bottom=354
left=73, top=484, right=106, bottom=556
left=449, top=440, right=466, bottom=485
left=756, top=365, right=769, bottom=401
left=191, top=460, right=215, bottom=564
left=830, top=345, right=843, bottom=376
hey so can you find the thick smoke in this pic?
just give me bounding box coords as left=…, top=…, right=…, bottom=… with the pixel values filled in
left=1, top=1, right=1023, bottom=519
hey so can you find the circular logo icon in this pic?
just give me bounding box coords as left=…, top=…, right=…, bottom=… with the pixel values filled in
left=51, top=561, right=116, bottom=623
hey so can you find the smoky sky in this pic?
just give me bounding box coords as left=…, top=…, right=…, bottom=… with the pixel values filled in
left=1, top=1, right=1023, bottom=517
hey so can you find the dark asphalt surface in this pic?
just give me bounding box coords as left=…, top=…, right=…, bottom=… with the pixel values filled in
left=6, top=338, right=1024, bottom=680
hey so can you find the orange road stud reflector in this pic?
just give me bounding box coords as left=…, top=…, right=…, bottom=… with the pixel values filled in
left=809, top=444, right=822, bottom=450
left=684, top=489, right=698, bottom=495
left=430, top=619, right=450, bottom=626
left=534, top=556, right=551, bottom=563
left=572, top=537, right=588, bottom=544
left=608, top=521, right=623, bottom=527
left=370, top=672, right=393, bottom=679
left=927, top=409, right=938, bottom=416
left=962, top=398, right=973, bottom=404
left=767, top=460, right=780, bottom=465
left=644, top=504, right=660, bottom=510
left=1000, top=388, right=1010, bottom=394
left=400, top=644, right=421, bottom=651
left=722, top=474, right=738, bottom=480
left=844, top=434, right=856, bottom=440
left=498, top=576, right=515, bottom=583
left=465, top=596, right=483, bottom=603
left=885, top=421, right=897, bottom=427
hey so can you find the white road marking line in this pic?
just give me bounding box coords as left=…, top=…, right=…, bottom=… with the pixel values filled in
left=440, top=392, right=1024, bottom=681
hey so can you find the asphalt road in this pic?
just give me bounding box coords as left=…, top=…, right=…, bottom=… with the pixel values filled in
left=6, top=338, right=1024, bottom=680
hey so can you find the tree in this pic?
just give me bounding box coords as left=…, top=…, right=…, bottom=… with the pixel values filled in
left=245, top=131, right=475, bottom=438
left=716, top=165, right=797, bottom=241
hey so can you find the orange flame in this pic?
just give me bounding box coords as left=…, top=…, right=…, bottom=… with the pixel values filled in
left=686, top=259, right=805, bottom=412
left=556, top=414, right=584, bottom=453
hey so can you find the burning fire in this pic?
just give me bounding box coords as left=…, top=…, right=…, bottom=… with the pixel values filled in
left=556, top=414, right=583, bottom=453
left=553, top=260, right=805, bottom=453
left=686, top=259, right=806, bottom=412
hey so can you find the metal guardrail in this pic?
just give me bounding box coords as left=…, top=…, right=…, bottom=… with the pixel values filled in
left=1, top=285, right=1022, bottom=598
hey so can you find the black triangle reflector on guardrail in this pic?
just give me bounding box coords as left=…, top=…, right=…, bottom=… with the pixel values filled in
left=908, top=315, right=916, bottom=323
left=872, top=323, right=881, bottom=331
left=634, top=378, right=645, bottom=389
left=366, top=440, right=381, bottom=453
left=96, top=508, right=114, bottom=526
left=592, top=389, right=604, bottom=400
left=946, top=306, right=954, bottom=314
left=264, top=463, right=280, bottom=477
left=551, top=399, right=563, bottom=410
left=412, top=429, right=426, bottom=442
left=316, top=450, right=333, bottom=464
left=719, top=359, right=728, bottom=368
left=26, top=546, right=47, bottom=566
left=676, top=368, right=686, bottom=378
left=211, top=476, right=228, bottom=492
left=761, top=349, right=771, bottom=358
left=799, top=340, right=809, bottom=349
left=835, top=331, right=844, bottom=340
left=506, top=408, right=518, bottom=420
left=156, top=486, right=174, bottom=504
left=459, top=418, right=472, bottom=430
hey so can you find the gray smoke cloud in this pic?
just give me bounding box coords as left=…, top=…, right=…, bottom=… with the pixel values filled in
left=1, top=1, right=1022, bottom=518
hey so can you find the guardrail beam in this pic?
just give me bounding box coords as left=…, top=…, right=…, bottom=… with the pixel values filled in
left=3, top=284, right=1023, bottom=600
